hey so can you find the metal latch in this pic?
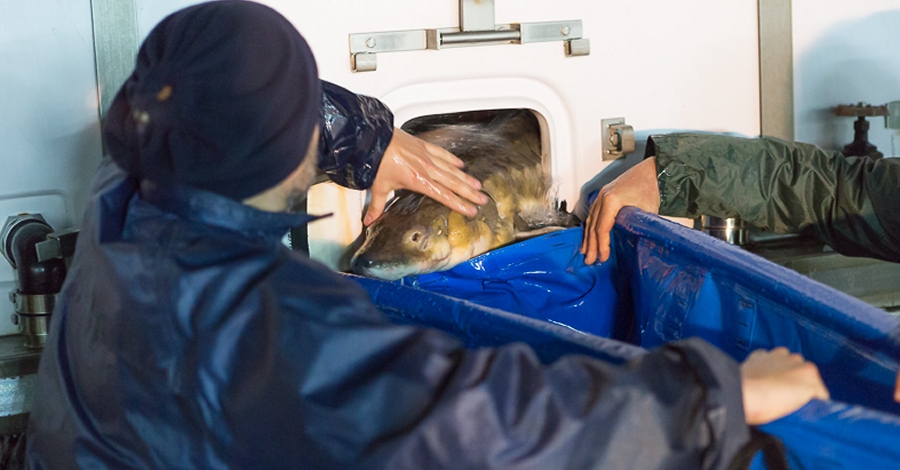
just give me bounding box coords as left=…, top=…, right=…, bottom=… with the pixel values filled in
left=349, top=0, right=590, bottom=72
left=601, top=118, right=635, bottom=160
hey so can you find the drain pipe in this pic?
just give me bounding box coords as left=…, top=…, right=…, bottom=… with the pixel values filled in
left=1, top=214, right=69, bottom=349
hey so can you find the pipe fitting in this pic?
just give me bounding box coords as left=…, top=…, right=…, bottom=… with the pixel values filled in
left=2, top=214, right=68, bottom=349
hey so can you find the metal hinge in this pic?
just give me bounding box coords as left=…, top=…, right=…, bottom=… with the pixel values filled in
left=349, top=0, right=590, bottom=72
left=601, top=118, right=635, bottom=160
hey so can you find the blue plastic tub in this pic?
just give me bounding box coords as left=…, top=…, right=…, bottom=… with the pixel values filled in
left=348, top=208, right=900, bottom=468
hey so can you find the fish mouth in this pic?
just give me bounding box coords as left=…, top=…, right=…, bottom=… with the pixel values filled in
left=353, top=254, right=452, bottom=281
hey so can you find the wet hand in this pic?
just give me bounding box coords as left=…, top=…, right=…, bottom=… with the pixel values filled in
left=740, top=347, right=830, bottom=426
left=580, top=157, right=661, bottom=264
left=364, top=128, right=488, bottom=226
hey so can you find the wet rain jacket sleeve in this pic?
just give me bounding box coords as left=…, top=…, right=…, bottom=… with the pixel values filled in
left=648, top=133, right=900, bottom=262
left=318, top=81, right=394, bottom=190
left=350, top=335, right=749, bottom=470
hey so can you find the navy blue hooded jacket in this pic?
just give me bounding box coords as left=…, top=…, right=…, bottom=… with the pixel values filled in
left=26, top=2, right=750, bottom=468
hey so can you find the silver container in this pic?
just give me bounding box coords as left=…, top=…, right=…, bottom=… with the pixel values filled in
left=697, top=215, right=748, bottom=246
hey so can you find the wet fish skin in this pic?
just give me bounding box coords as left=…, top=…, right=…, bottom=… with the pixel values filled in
left=352, top=110, right=570, bottom=280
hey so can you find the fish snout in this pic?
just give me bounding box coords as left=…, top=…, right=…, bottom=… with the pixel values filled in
left=351, top=252, right=377, bottom=276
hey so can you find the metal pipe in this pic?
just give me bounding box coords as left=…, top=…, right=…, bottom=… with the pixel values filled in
left=440, top=29, right=521, bottom=46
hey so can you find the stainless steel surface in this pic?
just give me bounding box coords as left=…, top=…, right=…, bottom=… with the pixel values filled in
left=459, top=0, right=495, bottom=32
left=349, top=30, right=427, bottom=54
left=13, top=315, right=48, bottom=350
left=699, top=215, right=748, bottom=246
left=519, top=21, right=582, bottom=43
left=601, top=118, right=635, bottom=160
left=91, top=0, right=139, bottom=120
left=351, top=53, right=377, bottom=73
left=565, top=38, right=591, bottom=57
left=747, top=238, right=900, bottom=312
left=12, top=294, right=54, bottom=316
left=437, top=28, right=521, bottom=47
left=10, top=294, right=53, bottom=350
left=758, top=0, right=794, bottom=140
left=348, top=1, right=587, bottom=71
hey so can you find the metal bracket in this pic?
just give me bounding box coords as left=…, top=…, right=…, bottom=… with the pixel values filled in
left=601, top=118, right=635, bottom=160
left=349, top=0, right=589, bottom=72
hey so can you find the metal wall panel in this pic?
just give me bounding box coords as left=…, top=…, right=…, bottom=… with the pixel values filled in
left=0, top=0, right=104, bottom=336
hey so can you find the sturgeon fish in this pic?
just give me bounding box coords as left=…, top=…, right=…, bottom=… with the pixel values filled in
left=351, top=109, right=576, bottom=280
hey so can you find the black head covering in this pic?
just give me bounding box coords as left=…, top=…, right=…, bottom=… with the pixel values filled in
left=103, top=0, right=321, bottom=201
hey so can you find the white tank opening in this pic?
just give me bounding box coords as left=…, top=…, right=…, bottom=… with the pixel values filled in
left=304, top=106, right=562, bottom=272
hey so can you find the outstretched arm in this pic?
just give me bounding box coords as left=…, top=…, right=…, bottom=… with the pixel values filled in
left=581, top=133, right=900, bottom=264
left=317, top=81, right=486, bottom=225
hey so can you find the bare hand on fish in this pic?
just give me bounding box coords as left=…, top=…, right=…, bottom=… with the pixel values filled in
left=364, top=128, right=489, bottom=226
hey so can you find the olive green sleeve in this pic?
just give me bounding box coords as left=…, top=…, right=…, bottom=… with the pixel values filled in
left=648, top=133, right=900, bottom=262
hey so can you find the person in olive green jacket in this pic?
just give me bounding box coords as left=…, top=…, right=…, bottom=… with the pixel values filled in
left=578, top=132, right=900, bottom=402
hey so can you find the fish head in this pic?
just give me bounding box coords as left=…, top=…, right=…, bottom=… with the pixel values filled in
left=351, top=194, right=455, bottom=280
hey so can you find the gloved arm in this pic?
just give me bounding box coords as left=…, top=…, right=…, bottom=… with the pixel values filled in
left=651, top=133, right=900, bottom=262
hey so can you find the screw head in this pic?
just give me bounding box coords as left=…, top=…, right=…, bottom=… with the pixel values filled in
left=366, top=38, right=377, bottom=48
left=560, top=26, right=571, bottom=36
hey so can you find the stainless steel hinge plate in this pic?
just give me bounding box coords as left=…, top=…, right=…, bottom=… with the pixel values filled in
left=348, top=1, right=589, bottom=72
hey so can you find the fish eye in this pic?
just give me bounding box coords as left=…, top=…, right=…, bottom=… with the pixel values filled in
left=365, top=226, right=372, bottom=238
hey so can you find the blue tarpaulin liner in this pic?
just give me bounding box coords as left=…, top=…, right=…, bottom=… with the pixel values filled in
left=348, top=207, right=900, bottom=469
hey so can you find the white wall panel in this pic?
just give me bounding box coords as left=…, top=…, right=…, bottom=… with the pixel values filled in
left=0, top=0, right=103, bottom=336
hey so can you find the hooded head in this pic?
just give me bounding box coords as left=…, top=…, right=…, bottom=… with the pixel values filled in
left=103, top=1, right=321, bottom=202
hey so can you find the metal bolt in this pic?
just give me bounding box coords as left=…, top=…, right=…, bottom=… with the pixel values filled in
left=609, top=132, right=620, bottom=146
left=560, top=26, right=571, bottom=36
left=366, top=37, right=377, bottom=48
